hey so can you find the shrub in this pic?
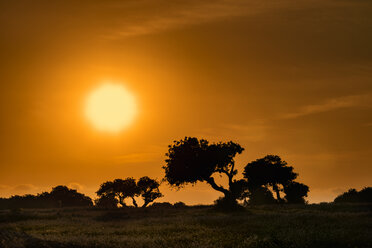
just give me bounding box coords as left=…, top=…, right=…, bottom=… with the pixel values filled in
left=247, top=187, right=277, bottom=205
left=173, top=202, right=187, bottom=208
left=334, top=187, right=372, bottom=203
left=94, top=195, right=118, bottom=209
left=214, top=197, right=244, bottom=211
left=149, top=202, right=173, bottom=208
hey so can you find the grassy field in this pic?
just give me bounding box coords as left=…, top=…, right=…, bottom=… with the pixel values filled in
left=0, top=204, right=371, bottom=248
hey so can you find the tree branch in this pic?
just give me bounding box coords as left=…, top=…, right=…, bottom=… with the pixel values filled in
left=206, top=177, right=229, bottom=195
left=131, top=197, right=138, bottom=208
left=229, top=162, right=235, bottom=187
left=216, top=167, right=234, bottom=189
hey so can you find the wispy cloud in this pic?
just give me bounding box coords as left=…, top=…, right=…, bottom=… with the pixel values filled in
left=68, top=182, right=85, bottom=191
left=281, top=93, right=372, bottom=119
left=105, top=0, right=319, bottom=38
left=0, top=184, right=40, bottom=197
left=197, top=120, right=268, bottom=142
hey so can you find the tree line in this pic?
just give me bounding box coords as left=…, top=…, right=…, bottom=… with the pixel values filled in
left=0, top=137, right=370, bottom=209
left=0, top=186, right=92, bottom=209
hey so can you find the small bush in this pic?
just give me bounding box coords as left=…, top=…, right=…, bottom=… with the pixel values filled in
left=173, top=201, right=187, bottom=208
left=149, top=202, right=173, bottom=208
left=94, top=195, right=118, bottom=209
left=247, top=187, right=277, bottom=205
left=213, top=197, right=244, bottom=212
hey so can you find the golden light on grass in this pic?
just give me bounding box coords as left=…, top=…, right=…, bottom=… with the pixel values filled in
left=85, top=82, right=137, bottom=133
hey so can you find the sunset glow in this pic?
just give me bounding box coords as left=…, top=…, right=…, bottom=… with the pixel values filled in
left=85, top=83, right=137, bottom=133
left=0, top=0, right=371, bottom=205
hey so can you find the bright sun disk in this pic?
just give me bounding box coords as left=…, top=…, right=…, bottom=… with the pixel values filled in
left=85, top=83, right=137, bottom=133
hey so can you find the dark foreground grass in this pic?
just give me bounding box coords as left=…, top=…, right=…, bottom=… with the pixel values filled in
left=0, top=203, right=371, bottom=248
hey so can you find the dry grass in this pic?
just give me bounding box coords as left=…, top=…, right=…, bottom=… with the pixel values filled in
left=0, top=204, right=371, bottom=248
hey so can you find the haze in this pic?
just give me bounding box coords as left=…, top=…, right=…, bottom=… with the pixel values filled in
left=0, top=0, right=371, bottom=204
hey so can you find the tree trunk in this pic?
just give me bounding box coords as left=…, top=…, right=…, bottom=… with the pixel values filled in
left=206, top=177, right=237, bottom=206
left=206, top=177, right=230, bottom=196
left=118, top=196, right=125, bottom=207
left=273, top=184, right=282, bottom=202
left=131, top=197, right=138, bottom=207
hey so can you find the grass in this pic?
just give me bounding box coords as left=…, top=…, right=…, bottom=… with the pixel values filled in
left=0, top=204, right=371, bottom=248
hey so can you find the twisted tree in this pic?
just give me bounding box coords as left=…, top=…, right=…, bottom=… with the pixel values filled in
left=96, top=177, right=162, bottom=207
left=163, top=137, right=246, bottom=205
left=137, top=176, right=163, bottom=207
left=243, top=155, right=298, bottom=202
left=96, top=178, right=139, bottom=207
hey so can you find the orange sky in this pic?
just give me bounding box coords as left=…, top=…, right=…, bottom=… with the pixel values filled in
left=0, top=0, right=371, bottom=204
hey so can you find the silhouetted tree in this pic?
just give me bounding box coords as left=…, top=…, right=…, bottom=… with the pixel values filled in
left=96, top=177, right=163, bottom=208
left=334, top=187, right=372, bottom=203
left=243, top=155, right=298, bottom=202
left=137, top=176, right=163, bottom=207
left=0, top=186, right=92, bottom=209
left=48, top=185, right=93, bottom=207
left=96, top=178, right=139, bottom=207
left=359, top=187, right=372, bottom=202
left=284, top=182, right=309, bottom=204
left=163, top=137, right=246, bottom=205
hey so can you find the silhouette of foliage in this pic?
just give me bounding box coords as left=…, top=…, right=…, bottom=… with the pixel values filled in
left=97, top=178, right=139, bottom=207
left=96, top=177, right=162, bottom=208
left=246, top=186, right=277, bottom=205
left=213, top=196, right=245, bottom=211
left=334, top=187, right=372, bottom=203
left=137, top=176, right=163, bottom=207
left=284, top=182, right=309, bottom=204
left=0, top=186, right=92, bottom=209
left=163, top=137, right=245, bottom=206
left=48, top=185, right=93, bottom=207
left=149, top=202, right=173, bottom=208
left=173, top=201, right=187, bottom=208
left=94, top=194, right=118, bottom=209
left=243, top=155, right=298, bottom=202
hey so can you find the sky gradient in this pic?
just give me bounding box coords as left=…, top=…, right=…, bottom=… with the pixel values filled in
left=0, top=0, right=371, bottom=204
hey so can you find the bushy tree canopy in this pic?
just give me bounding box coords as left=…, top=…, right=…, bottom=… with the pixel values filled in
left=163, top=137, right=245, bottom=204
left=243, top=155, right=298, bottom=202
left=96, top=178, right=139, bottom=207
left=334, top=187, right=372, bottom=203
left=137, top=176, right=163, bottom=207
left=96, top=177, right=162, bottom=207
left=284, top=182, right=309, bottom=204
left=48, top=185, right=93, bottom=207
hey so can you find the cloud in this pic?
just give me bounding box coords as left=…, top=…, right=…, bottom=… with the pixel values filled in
left=196, top=121, right=268, bottom=142
left=68, top=182, right=84, bottom=191
left=0, top=185, right=10, bottom=190
left=281, top=93, right=372, bottom=119
left=0, top=184, right=40, bottom=197
left=105, top=0, right=246, bottom=37
left=12, top=184, right=38, bottom=192
left=105, top=0, right=324, bottom=38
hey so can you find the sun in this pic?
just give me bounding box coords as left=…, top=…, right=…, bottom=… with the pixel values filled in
left=85, top=82, right=137, bottom=133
